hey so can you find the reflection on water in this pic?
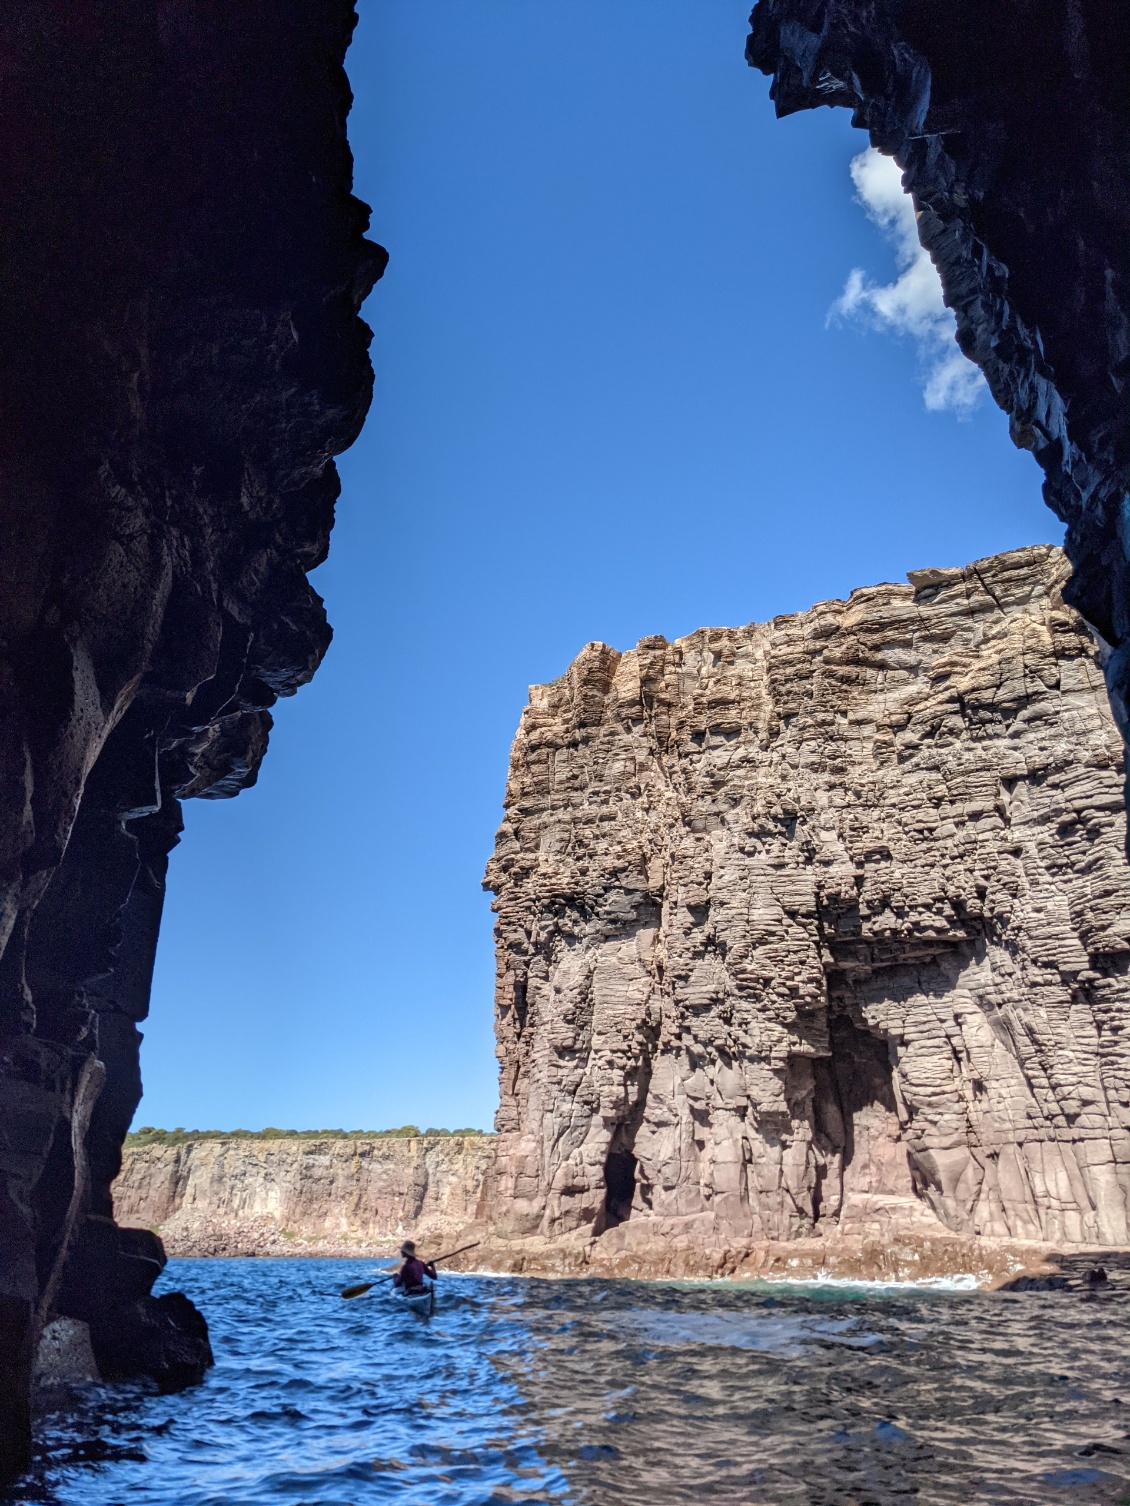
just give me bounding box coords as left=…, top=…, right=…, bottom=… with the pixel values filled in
left=9, top=1257, right=1129, bottom=1505
left=613, top=1308, right=884, bottom=1354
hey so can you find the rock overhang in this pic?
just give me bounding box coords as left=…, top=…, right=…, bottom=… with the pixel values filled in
left=0, top=1, right=382, bottom=1482
left=746, top=0, right=1130, bottom=769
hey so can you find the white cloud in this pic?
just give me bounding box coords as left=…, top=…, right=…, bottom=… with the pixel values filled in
left=830, top=148, right=985, bottom=418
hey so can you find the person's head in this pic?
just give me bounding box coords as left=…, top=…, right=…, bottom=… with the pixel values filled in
left=400, top=1241, right=415, bottom=1258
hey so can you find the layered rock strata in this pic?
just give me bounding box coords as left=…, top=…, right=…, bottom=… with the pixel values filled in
left=484, top=547, right=1130, bottom=1278
left=114, top=1137, right=496, bottom=1260
left=0, top=2, right=380, bottom=1480
left=746, top=1, right=1130, bottom=755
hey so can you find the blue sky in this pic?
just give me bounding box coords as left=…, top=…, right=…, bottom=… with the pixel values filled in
left=136, top=0, right=1059, bottom=1133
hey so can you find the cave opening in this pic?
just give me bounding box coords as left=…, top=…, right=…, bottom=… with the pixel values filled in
left=810, top=1009, right=913, bottom=1217
left=829, top=1011, right=900, bottom=1156
left=602, top=1149, right=638, bottom=1228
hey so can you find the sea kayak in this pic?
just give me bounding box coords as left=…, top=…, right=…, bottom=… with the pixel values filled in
left=391, top=1280, right=434, bottom=1316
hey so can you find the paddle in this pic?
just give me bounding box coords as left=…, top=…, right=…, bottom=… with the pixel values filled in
left=340, top=1241, right=480, bottom=1299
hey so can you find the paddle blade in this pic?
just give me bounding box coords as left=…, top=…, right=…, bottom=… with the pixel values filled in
left=341, top=1281, right=375, bottom=1300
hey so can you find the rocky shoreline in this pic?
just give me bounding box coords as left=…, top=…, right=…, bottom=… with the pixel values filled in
left=113, top=1133, right=1123, bottom=1288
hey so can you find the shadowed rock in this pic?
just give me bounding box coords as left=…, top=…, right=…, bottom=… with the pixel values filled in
left=0, top=1, right=382, bottom=1481
left=746, top=0, right=1130, bottom=765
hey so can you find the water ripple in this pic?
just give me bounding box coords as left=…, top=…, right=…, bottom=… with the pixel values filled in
left=7, top=1257, right=1129, bottom=1505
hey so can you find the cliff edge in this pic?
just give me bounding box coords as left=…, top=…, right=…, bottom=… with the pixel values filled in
left=114, top=1137, right=496, bottom=1260
left=484, top=546, right=1130, bottom=1279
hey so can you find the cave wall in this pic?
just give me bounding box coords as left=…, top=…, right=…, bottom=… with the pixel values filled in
left=0, top=2, right=382, bottom=1480
left=746, top=0, right=1130, bottom=740
left=485, top=548, right=1130, bottom=1269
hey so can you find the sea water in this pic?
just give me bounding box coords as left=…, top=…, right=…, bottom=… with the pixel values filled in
left=11, top=1257, right=1130, bottom=1505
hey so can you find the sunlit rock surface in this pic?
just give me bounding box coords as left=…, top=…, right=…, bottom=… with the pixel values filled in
left=113, top=1137, right=496, bottom=1259
left=484, top=547, right=1130, bottom=1277
left=746, top=0, right=1130, bottom=754
left=0, top=1, right=380, bottom=1479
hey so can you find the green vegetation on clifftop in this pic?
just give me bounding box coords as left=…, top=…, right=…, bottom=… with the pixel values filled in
left=126, top=1126, right=494, bottom=1147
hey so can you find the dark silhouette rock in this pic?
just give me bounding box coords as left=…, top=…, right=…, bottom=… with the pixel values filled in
left=1001, top=1275, right=1070, bottom=1293
left=0, top=0, right=381, bottom=1482
left=91, top=1293, right=213, bottom=1394
left=747, top=1, right=1130, bottom=759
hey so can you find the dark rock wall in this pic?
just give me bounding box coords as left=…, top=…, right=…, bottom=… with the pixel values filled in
left=747, top=0, right=1130, bottom=736
left=0, top=1, right=382, bottom=1480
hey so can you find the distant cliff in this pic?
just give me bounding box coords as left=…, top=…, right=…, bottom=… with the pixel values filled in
left=114, top=1136, right=496, bottom=1259
left=484, top=546, right=1130, bottom=1280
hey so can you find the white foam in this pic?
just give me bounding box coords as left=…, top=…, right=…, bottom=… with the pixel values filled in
left=383, top=1267, right=986, bottom=1292
left=756, top=1272, right=983, bottom=1293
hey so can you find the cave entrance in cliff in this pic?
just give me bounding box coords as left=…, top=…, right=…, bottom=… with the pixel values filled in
left=600, top=1124, right=640, bottom=1230
left=603, top=1151, right=637, bottom=1226
left=811, top=1010, right=912, bottom=1216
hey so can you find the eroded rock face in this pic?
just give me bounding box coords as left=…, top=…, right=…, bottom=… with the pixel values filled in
left=746, top=1, right=1130, bottom=742
left=0, top=2, right=380, bottom=1479
left=485, top=547, right=1130, bottom=1274
left=113, top=1137, right=497, bottom=1260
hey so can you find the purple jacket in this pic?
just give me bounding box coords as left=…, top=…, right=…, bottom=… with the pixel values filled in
left=394, top=1256, right=436, bottom=1289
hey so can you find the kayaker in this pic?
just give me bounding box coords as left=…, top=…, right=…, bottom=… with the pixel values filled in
left=392, top=1241, right=436, bottom=1294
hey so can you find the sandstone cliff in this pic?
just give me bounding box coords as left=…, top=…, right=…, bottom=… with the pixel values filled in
left=0, top=3, right=379, bottom=1480
left=747, top=1, right=1130, bottom=760
left=114, top=1137, right=496, bottom=1260
left=484, top=546, right=1130, bottom=1278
